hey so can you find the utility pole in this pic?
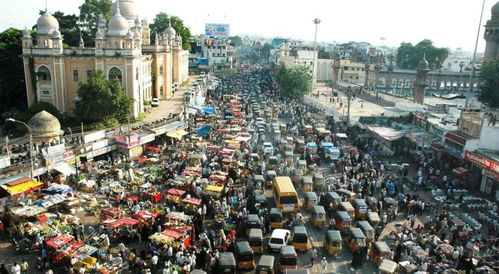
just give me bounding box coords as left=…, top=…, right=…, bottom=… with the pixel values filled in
left=313, top=18, right=321, bottom=96
left=465, top=0, right=486, bottom=108
left=6, top=119, right=33, bottom=179
left=346, top=86, right=352, bottom=127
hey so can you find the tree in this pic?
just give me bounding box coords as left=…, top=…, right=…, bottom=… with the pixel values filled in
left=149, top=12, right=192, bottom=51
left=477, top=57, right=499, bottom=108
left=261, top=43, right=272, bottom=61
left=75, top=70, right=133, bottom=123
left=79, top=0, right=112, bottom=39
left=228, top=36, right=243, bottom=47
left=396, top=39, right=449, bottom=71
left=276, top=65, right=313, bottom=98
left=0, top=28, right=27, bottom=114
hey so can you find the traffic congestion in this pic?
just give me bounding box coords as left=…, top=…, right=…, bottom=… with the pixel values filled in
left=0, top=67, right=497, bottom=274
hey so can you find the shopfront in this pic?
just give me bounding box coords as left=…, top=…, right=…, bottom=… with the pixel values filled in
left=464, top=150, right=499, bottom=197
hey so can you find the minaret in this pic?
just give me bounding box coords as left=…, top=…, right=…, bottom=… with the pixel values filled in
left=386, top=54, right=394, bottom=89
left=364, top=54, right=371, bottom=88
left=483, top=2, right=499, bottom=62
left=332, top=50, right=341, bottom=86
left=413, top=54, right=430, bottom=104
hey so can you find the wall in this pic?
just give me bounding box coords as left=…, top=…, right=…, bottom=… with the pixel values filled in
left=479, top=119, right=499, bottom=150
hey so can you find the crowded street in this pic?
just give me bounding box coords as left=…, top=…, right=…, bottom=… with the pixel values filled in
left=0, top=67, right=497, bottom=274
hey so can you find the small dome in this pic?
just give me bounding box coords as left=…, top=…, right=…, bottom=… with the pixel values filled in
left=28, top=111, right=63, bottom=139
left=51, top=29, right=61, bottom=39
left=95, top=28, right=105, bottom=40
left=110, top=0, right=138, bottom=22
left=125, top=29, right=133, bottom=40
left=492, top=2, right=499, bottom=19
left=165, top=26, right=176, bottom=37
left=418, top=54, right=429, bottom=70
left=107, top=3, right=129, bottom=36
left=36, top=12, right=60, bottom=35
left=98, top=14, right=107, bottom=28
left=22, top=28, right=31, bottom=39
left=135, top=16, right=141, bottom=26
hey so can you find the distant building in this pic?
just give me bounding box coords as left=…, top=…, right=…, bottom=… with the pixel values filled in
left=484, top=2, right=499, bottom=62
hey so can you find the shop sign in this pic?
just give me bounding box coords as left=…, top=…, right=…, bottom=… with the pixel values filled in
left=43, top=144, right=65, bottom=158
left=92, top=139, right=108, bottom=151
left=484, top=169, right=499, bottom=181
left=151, top=125, right=167, bottom=135
left=84, top=130, right=106, bottom=144
left=115, top=134, right=140, bottom=147
left=465, top=151, right=499, bottom=175
left=140, top=133, right=156, bottom=145
left=63, top=150, right=74, bottom=160
left=445, top=144, right=463, bottom=158
left=88, top=145, right=115, bottom=158
left=0, top=156, right=11, bottom=169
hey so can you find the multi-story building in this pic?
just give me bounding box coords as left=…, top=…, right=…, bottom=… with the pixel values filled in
left=21, top=0, right=189, bottom=118
left=200, top=37, right=234, bottom=69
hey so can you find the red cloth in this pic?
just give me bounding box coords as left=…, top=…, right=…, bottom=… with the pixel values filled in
left=183, top=236, right=191, bottom=247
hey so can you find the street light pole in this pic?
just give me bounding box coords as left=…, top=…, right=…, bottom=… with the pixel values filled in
left=313, top=18, right=321, bottom=95
left=465, top=0, right=486, bottom=108
left=6, top=118, right=34, bottom=179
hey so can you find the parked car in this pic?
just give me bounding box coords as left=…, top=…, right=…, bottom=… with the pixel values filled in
left=268, top=229, right=291, bottom=252
left=151, top=98, right=160, bottom=107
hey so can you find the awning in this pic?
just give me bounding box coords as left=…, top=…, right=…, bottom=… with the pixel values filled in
left=452, top=167, right=468, bottom=175
left=431, top=144, right=445, bottom=152
left=166, top=129, right=189, bottom=140
left=445, top=132, right=467, bottom=146
left=1, top=177, right=43, bottom=196
left=53, top=162, right=76, bottom=175
left=202, top=106, right=215, bottom=114
left=197, top=125, right=212, bottom=136
left=161, top=229, right=183, bottom=239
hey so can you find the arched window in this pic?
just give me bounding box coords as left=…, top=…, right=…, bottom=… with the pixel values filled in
left=37, top=66, right=51, bottom=81
left=109, top=67, right=122, bottom=83
left=97, top=43, right=100, bottom=48
left=114, top=41, right=118, bottom=48
left=122, top=41, right=125, bottom=48
left=159, top=65, right=164, bottom=74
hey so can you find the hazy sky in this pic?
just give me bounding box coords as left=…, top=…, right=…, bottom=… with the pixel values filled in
left=1, top=0, right=497, bottom=52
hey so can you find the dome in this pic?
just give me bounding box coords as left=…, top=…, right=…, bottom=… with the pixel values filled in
left=98, top=14, right=107, bottom=28
left=22, top=28, right=31, bottom=39
left=165, top=26, right=176, bottom=37
left=418, top=54, right=429, bottom=70
left=95, top=28, right=105, bottom=40
left=36, top=12, right=60, bottom=35
left=492, top=2, right=499, bottom=19
left=107, top=3, right=129, bottom=36
left=125, top=29, right=133, bottom=40
left=51, top=29, right=61, bottom=39
left=110, top=0, right=138, bottom=22
left=28, top=111, right=63, bottom=139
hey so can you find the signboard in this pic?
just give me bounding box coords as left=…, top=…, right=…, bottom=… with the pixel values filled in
left=445, top=144, right=464, bottom=159
left=0, top=156, right=11, bottom=169
left=44, top=144, right=65, bottom=157
left=198, top=59, right=209, bottom=66
left=140, top=133, right=156, bottom=145
left=84, top=130, right=106, bottom=144
left=87, top=145, right=115, bottom=158
left=465, top=151, right=499, bottom=175
left=93, top=139, right=108, bottom=151
left=205, top=23, right=230, bottom=37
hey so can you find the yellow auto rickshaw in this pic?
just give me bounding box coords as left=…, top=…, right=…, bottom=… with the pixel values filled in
left=265, top=170, right=277, bottom=188
left=269, top=208, right=286, bottom=229
left=337, top=188, right=356, bottom=202
left=295, top=139, right=306, bottom=154
left=312, top=172, right=325, bottom=191
left=357, top=220, right=375, bottom=245
left=248, top=229, right=264, bottom=254
left=324, top=230, right=342, bottom=257
left=218, top=252, right=236, bottom=274
left=334, top=211, right=352, bottom=232
left=245, top=214, right=264, bottom=235
left=304, top=192, right=318, bottom=211
left=292, top=225, right=309, bottom=251
left=326, top=191, right=341, bottom=211
left=255, top=255, right=275, bottom=274
left=284, top=151, right=294, bottom=166
left=344, top=227, right=366, bottom=252
left=253, top=174, right=265, bottom=189
left=353, top=198, right=369, bottom=220
left=301, top=176, right=313, bottom=192
left=267, top=156, right=279, bottom=171
left=296, top=159, right=307, bottom=174
left=370, top=241, right=392, bottom=265
left=367, top=212, right=381, bottom=228
left=310, top=205, right=326, bottom=227
left=292, top=168, right=304, bottom=186
left=339, top=201, right=355, bottom=219
left=235, top=241, right=255, bottom=270
left=378, top=259, right=398, bottom=274
left=250, top=153, right=260, bottom=168
left=279, top=245, right=298, bottom=271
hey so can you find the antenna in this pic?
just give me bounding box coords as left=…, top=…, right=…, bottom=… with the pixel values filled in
left=45, top=0, right=48, bottom=12
left=168, top=17, right=172, bottom=27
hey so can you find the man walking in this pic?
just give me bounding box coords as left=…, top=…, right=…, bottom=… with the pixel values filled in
left=309, top=248, right=317, bottom=267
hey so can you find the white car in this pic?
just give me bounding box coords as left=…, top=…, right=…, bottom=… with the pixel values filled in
left=151, top=98, right=160, bottom=107
left=268, top=229, right=291, bottom=252
left=263, top=142, right=274, bottom=155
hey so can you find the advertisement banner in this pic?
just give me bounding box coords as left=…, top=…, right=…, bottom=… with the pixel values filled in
left=44, top=144, right=65, bottom=157
left=0, top=157, right=11, bottom=169
left=93, top=139, right=109, bottom=151
left=205, top=23, right=230, bottom=37
left=84, top=130, right=106, bottom=144
left=465, top=151, right=499, bottom=175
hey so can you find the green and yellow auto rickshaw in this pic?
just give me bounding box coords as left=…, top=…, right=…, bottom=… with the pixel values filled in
left=353, top=198, right=368, bottom=220
left=310, top=205, right=326, bottom=227
left=357, top=220, right=375, bottom=245
left=324, top=230, right=342, bottom=257
left=304, top=192, right=318, bottom=211
left=269, top=208, right=287, bottom=229
left=334, top=211, right=352, bottom=232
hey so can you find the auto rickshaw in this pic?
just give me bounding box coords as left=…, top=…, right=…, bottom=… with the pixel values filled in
left=334, top=211, right=352, bottom=232
left=295, top=139, right=306, bottom=154
left=203, top=185, right=224, bottom=199
left=357, top=220, right=375, bottom=245
left=284, top=151, right=294, bottom=165
left=265, top=170, right=277, bottom=188
left=284, top=270, right=310, bottom=274
left=337, top=188, right=356, bottom=202
left=248, top=229, right=264, bottom=254
left=324, top=230, right=342, bottom=257
left=326, top=192, right=341, bottom=211
left=304, top=192, right=318, bottom=210
left=279, top=245, right=298, bottom=271
left=254, top=174, right=265, bottom=189
left=256, top=255, right=275, bottom=274
left=219, top=252, right=236, bottom=273
left=310, top=205, right=326, bottom=227
left=291, top=225, right=309, bottom=251
left=301, top=176, right=313, bottom=192
left=312, top=172, right=325, bottom=191
left=344, top=227, right=366, bottom=251
left=378, top=259, right=398, bottom=274
left=279, top=123, right=287, bottom=133
left=245, top=214, right=264, bottom=235
left=367, top=212, right=381, bottom=228
left=250, top=153, right=260, bottom=168
left=339, top=201, right=355, bottom=219
left=254, top=192, right=268, bottom=210
left=235, top=241, right=255, bottom=270
left=296, top=159, right=307, bottom=174
left=269, top=208, right=286, bottom=229
left=370, top=241, right=392, bottom=265
left=267, top=156, right=279, bottom=171
left=292, top=168, right=304, bottom=186
left=353, top=199, right=368, bottom=220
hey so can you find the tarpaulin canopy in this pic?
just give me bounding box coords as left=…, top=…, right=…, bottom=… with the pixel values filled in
left=166, top=188, right=186, bottom=196
left=307, top=142, right=318, bottom=148
left=132, top=210, right=158, bottom=220
left=202, top=106, right=215, bottom=114
left=46, top=234, right=74, bottom=249
left=53, top=162, right=76, bottom=175
left=161, top=229, right=183, bottom=239
left=101, top=217, right=139, bottom=227
left=1, top=177, right=43, bottom=196
left=197, top=125, right=213, bottom=136
left=320, top=142, right=334, bottom=147
left=367, top=126, right=408, bottom=142
left=43, top=183, right=73, bottom=195
left=166, top=129, right=189, bottom=140
left=182, top=198, right=202, bottom=206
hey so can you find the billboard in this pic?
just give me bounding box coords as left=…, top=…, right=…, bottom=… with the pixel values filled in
left=205, top=24, right=230, bottom=37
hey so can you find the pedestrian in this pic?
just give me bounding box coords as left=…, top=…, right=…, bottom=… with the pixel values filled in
left=20, top=259, right=29, bottom=274
left=321, top=257, right=328, bottom=274
left=11, top=262, right=21, bottom=274
left=309, top=247, right=317, bottom=266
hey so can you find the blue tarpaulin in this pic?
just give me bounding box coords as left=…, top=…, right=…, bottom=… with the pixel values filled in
left=320, top=142, right=334, bottom=147
left=202, top=106, right=215, bottom=114
left=197, top=125, right=213, bottom=136
left=306, top=142, right=318, bottom=148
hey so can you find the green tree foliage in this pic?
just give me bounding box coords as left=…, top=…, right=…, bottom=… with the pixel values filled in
left=150, top=12, right=192, bottom=51
left=75, top=70, right=133, bottom=123
left=79, top=0, right=112, bottom=35
left=0, top=28, right=27, bottom=113
left=276, top=65, right=313, bottom=98
left=477, top=57, right=499, bottom=108
left=228, top=36, right=243, bottom=47
left=396, top=39, right=449, bottom=71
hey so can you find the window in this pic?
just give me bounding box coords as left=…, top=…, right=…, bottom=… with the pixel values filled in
left=160, top=65, right=164, bottom=74
left=108, top=67, right=122, bottom=83
left=136, top=68, right=139, bottom=80
left=86, top=69, right=93, bottom=80
left=41, top=90, right=51, bottom=96
left=72, top=69, right=79, bottom=82
left=37, top=66, right=51, bottom=81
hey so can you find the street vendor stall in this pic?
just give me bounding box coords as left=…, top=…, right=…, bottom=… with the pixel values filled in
left=165, top=188, right=186, bottom=204
left=0, top=177, right=43, bottom=196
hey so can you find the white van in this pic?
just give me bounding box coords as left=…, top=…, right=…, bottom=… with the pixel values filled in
left=268, top=229, right=291, bottom=252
